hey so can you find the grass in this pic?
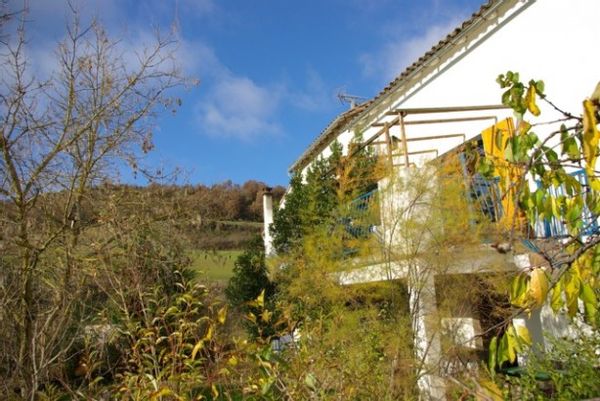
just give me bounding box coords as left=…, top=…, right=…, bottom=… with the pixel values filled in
left=188, top=249, right=242, bottom=282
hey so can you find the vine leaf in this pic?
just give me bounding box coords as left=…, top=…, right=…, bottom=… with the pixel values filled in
left=529, top=268, right=549, bottom=307
left=526, top=84, right=541, bottom=116
left=582, top=99, right=599, bottom=174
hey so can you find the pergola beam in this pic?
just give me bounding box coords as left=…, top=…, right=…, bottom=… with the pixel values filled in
left=372, top=115, right=499, bottom=128
left=384, top=104, right=510, bottom=117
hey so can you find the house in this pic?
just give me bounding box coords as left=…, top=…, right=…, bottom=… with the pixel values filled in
left=263, top=0, right=600, bottom=399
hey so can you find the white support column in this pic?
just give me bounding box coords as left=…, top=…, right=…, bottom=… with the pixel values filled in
left=379, top=166, right=446, bottom=399
left=513, top=308, right=545, bottom=357
left=409, top=266, right=446, bottom=401
left=262, top=188, right=274, bottom=256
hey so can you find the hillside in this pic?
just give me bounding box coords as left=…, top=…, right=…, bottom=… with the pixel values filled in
left=98, top=180, right=286, bottom=250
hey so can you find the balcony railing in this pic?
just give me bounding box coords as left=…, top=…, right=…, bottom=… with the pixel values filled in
left=343, top=188, right=380, bottom=239
left=534, top=169, right=598, bottom=238
left=468, top=175, right=504, bottom=223
left=463, top=167, right=599, bottom=239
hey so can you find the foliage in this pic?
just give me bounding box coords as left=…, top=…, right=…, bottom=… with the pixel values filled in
left=109, top=275, right=235, bottom=401
left=0, top=8, right=192, bottom=397
left=271, top=135, right=379, bottom=254
left=338, top=132, right=380, bottom=198
left=271, top=172, right=309, bottom=254
left=501, top=331, right=600, bottom=400
left=225, top=236, right=278, bottom=338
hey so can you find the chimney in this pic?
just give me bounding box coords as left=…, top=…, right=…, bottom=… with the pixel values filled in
left=262, top=187, right=274, bottom=256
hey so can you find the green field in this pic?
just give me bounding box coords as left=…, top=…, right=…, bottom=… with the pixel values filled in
left=188, top=249, right=242, bottom=282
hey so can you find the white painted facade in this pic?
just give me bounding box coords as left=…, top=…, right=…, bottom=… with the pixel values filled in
left=298, top=0, right=600, bottom=176
left=265, top=1, right=600, bottom=399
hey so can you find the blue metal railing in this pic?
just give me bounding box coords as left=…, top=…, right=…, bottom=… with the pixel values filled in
left=343, top=188, right=380, bottom=239
left=534, top=169, right=598, bottom=238
left=458, top=152, right=505, bottom=223
left=469, top=176, right=504, bottom=222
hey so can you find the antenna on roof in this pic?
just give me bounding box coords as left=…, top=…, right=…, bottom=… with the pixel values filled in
left=337, top=92, right=366, bottom=109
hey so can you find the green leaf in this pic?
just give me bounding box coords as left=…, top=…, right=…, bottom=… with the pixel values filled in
left=551, top=279, right=563, bottom=313
left=581, top=283, right=597, bottom=322
left=535, top=80, right=545, bottom=95
left=498, top=333, right=509, bottom=367
left=560, top=125, right=581, bottom=162
left=565, top=273, right=581, bottom=318
left=488, top=336, right=498, bottom=371
left=510, top=273, right=529, bottom=307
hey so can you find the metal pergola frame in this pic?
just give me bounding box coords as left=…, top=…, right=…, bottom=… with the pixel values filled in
left=354, top=104, right=511, bottom=169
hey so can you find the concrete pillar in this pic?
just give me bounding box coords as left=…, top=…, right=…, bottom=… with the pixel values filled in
left=262, top=188, right=274, bottom=256
left=409, top=266, right=446, bottom=400
left=513, top=307, right=546, bottom=363
left=379, top=167, right=445, bottom=399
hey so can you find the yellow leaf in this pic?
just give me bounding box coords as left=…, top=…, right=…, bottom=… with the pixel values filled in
left=212, top=384, right=219, bottom=399
left=150, top=387, right=174, bottom=401
left=256, top=289, right=265, bottom=308
left=204, top=324, right=214, bottom=341
left=261, top=309, right=273, bottom=323
left=246, top=312, right=257, bottom=323
left=529, top=268, right=549, bottom=307
left=217, top=306, right=227, bottom=325
left=191, top=340, right=204, bottom=360
left=526, top=85, right=541, bottom=116
left=479, top=379, right=503, bottom=401
left=228, top=355, right=239, bottom=366
left=516, top=325, right=532, bottom=347
left=582, top=99, right=599, bottom=173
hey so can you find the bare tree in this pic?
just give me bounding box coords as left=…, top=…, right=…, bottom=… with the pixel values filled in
left=0, top=5, right=187, bottom=398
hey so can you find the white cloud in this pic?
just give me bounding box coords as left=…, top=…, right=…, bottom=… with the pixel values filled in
left=360, top=19, right=461, bottom=82
left=196, top=75, right=282, bottom=140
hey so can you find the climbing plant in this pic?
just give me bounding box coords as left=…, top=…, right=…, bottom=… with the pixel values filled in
left=483, top=72, right=600, bottom=371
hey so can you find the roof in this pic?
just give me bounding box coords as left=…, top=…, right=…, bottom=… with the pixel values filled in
left=289, top=0, right=515, bottom=174
left=370, top=0, right=510, bottom=104
left=288, top=100, right=372, bottom=173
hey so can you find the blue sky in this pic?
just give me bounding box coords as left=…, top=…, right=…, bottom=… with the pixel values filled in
left=21, top=0, right=484, bottom=186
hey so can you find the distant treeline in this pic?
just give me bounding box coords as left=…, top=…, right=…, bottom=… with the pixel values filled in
left=0, top=180, right=286, bottom=251
left=101, top=180, right=286, bottom=249
left=122, top=180, right=286, bottom=222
